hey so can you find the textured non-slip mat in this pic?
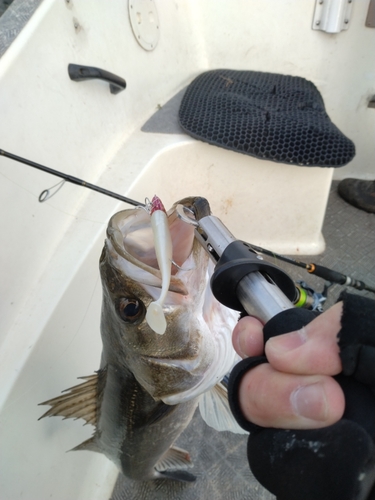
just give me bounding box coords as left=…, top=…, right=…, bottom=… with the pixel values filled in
left=179, top=69, right=355, bottom=167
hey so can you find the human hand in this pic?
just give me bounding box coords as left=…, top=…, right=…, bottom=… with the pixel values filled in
left=232, top=302, right=346, bottom=430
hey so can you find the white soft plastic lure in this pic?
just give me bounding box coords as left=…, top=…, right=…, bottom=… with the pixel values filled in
left=145, top=195, right=173, bottom=334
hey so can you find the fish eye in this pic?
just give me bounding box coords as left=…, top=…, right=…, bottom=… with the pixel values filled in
left=116, top=298, right=145, bottom=324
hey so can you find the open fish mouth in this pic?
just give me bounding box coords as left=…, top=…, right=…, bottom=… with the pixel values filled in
left=106, top=200, right=197, bottom=296
left=104, top=197, right=239, bottom=405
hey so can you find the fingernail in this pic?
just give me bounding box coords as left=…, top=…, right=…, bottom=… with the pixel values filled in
left=291, top=384, right=328, bottom=421
left=268, top=327, right=308, bottom=353
left=237, top=329, right=249, bottom=358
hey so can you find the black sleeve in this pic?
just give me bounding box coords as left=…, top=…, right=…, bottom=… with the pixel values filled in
left=228, top=292, right=375, bottom=500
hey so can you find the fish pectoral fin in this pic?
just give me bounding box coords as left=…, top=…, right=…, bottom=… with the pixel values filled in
left=155, top=446, right=193, bottom=472
left=38, top=370, right=104, bottom=427
left=198, top=382, right=248, bottom=435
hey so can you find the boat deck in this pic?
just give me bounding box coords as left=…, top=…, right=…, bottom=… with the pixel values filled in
left=111, top=182, right=375, bottom=499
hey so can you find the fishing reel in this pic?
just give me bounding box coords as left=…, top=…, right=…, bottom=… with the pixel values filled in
left=294, top=281, right=327, bottom=312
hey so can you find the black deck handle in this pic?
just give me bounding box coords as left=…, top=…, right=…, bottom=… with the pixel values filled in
left=68, top=64, right=126, bottom=95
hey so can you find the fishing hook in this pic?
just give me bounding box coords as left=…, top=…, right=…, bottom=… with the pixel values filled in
left=175, top=204, right=199, bottom=227
left=141, top=197, right=152, bottom=214
left=39, top=179, right=66, bottom=202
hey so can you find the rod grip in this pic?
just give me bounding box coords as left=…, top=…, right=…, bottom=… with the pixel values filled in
left=308, top=263, right=346, bottom=284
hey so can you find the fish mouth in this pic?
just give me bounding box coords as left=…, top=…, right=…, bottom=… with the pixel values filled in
left=106, top=201, right=199, bottom=296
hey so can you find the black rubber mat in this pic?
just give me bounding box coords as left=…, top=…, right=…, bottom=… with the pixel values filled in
left=179, top=70, right=355, bottom=168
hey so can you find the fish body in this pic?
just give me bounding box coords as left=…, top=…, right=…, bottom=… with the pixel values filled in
left=40, top=197, right=241, bottom=481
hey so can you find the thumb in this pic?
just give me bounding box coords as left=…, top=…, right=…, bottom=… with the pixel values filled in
left=265, top=301, right=343, bottom=376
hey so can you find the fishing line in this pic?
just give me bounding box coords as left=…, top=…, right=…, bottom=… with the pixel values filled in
left=4, top=273, right=102, bottom=412
left=0, top=170, right=41, bottom=200
left=57, top=272, right=102, bottom=358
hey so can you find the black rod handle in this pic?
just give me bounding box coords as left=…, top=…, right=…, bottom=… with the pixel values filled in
left=68, top=64, right=126, bottom=95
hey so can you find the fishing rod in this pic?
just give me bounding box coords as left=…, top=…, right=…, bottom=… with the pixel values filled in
left=250, top=244, right=375, bottom=294
left=0, top=149, right=144, bottom=207
left=1, top=148, right=374, bottom=296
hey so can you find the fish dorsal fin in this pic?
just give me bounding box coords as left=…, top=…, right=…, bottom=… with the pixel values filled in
left=38, top=372, right=101, bottom=427
left=155, top=446, right=193, bottom=472
left=198, top=382, right=248, bottom=435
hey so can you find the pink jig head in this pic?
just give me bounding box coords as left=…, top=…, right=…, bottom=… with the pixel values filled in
left=145, top=195, right=172, bottom=335
left=150, top=195, right=166, bottom=215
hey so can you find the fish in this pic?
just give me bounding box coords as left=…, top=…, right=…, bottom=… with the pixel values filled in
left=39, top=196, right=244, bottom=482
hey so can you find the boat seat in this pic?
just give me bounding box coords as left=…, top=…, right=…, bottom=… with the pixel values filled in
left=179, top=69, right=355, bottom=168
